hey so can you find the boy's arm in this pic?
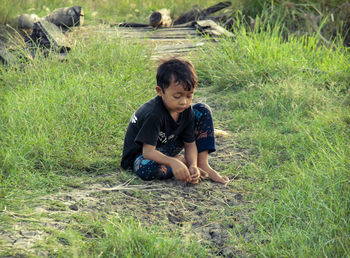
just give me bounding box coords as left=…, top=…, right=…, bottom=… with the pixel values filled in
left=184, top=141, right=200, bottom=183
left=142, top=144, right=191, bottom=182
left=183, top=141, right=197, bottom=167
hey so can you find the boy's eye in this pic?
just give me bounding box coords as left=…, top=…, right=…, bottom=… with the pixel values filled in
left=187, top=95, right=193, bottom=99
left=174, top=95, right=181, bottom=99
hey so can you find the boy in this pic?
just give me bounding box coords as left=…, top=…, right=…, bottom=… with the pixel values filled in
left=121, top=58, right=229, bottom=185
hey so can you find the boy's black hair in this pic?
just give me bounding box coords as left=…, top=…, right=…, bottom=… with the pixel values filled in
left=156, top=58, right=198, bottom=92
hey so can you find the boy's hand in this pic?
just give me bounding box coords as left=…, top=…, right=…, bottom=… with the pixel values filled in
left=171, top=159, right=191, bottom=182
left=189, top=166, right=200, bottom=184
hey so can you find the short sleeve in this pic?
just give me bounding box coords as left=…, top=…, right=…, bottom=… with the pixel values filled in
left=180, top=109, right=195, bottom=143
left=135, top=114, right=161, bottom=146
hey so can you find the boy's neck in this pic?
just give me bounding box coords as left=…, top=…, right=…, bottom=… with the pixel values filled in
left=170, top=111, right=180, bottom=122
left=158, top=95, right=180, bottom=122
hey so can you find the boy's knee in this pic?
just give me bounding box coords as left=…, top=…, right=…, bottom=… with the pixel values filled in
left=193, top=103, right=212, bottom=120
left=134, top=163, right=173, bottom=180
left=134, top=168, right=156, bottom=180
left=193, top=103, right=212, bottom=114
left=155, top=165, right=174, bottom=179
left=140, top=174, right=155, bottom=180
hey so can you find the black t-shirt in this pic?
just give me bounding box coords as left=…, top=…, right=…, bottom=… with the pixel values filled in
left=121, top=96, right=195, bottom=169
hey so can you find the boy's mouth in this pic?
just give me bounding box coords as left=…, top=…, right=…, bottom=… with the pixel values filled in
left=177, top=106, right=187, bottom=111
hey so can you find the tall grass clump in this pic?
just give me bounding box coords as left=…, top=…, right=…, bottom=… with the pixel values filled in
left=0, top=35, right=154, bottom=193
left=195, top=12, right=350, bottom=257
left=240, top=0, right=349, bottom=41
left=198, top=18, right=349, bottom=92
left=76, top=216, right=209, bottom=257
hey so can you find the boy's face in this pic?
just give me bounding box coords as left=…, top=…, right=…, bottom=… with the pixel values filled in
left=156, top=80, right=195, bottom=115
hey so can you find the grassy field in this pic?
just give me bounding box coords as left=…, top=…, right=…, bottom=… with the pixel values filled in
left=196, top=24, right=350, bottom=256
left=1, top=0, right=349, bottom=257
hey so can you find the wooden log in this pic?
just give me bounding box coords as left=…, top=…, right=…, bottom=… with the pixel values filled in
left=173, top=1, right=232, bottom=25
left=117, top=23, right=149, bottom=27
left=149, top=11, right=162, bottom=27
left=26, top=20, right=71, bottom=53
left=13, top=6, right=84, bottom=32
left=44, top=6, right=84, bottom=31
left=17, top=14, right=40, bottom=30
left=199, top=1, right=232, bottom=18
left=149, top=9, right=172, bottom=28
left=195, top=20, right=234, bottom=37
left=173, top=6, right=201, bottom=25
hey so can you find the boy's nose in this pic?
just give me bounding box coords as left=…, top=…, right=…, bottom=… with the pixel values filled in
left=180, top=98, right=188, bottom=105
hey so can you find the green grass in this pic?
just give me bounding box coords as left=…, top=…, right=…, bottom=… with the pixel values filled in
left=0, top=35, right=154, bottom=192
left=196, top=25, right=349, bottom=256
left=197, top=22, right=349, bottom=92
left=1, top=213, right=208, bottom=257
left=1, top=1, right=350, bottom=257
left=78, top=216, right=209, bottom=257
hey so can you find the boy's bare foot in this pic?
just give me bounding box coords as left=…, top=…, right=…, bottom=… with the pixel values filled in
left=198, top=167, right=208, bottom=179
left=209, top=174, right=230, bottom=184
left=198, top=163, right=230, bottom=184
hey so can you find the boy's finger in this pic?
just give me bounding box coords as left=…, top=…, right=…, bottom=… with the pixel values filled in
left=190, top=173, right=199, bottom=179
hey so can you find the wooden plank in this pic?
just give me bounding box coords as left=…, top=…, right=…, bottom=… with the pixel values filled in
left=115, top=26, right=195, bottom=32
left=121, top=35, right=197, bottom=39
left=70, top=24, right=207, bottom=60
left=79, top=25, right=200, bottom=37
left=117, top=30, right=198, bottom=36
left=155, top=42, right=204, bottom=51
left=86, top=30, right=199, bottom=40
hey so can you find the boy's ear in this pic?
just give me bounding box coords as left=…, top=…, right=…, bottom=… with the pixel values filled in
left=155, top=86, right=163, bottom=96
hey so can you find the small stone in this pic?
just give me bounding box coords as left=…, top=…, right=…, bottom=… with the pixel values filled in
left=234, top=193, right=243, bottom=201
left=69, top=203, right=79, bottom=211
left=20, top=231, right=37, bottom=237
